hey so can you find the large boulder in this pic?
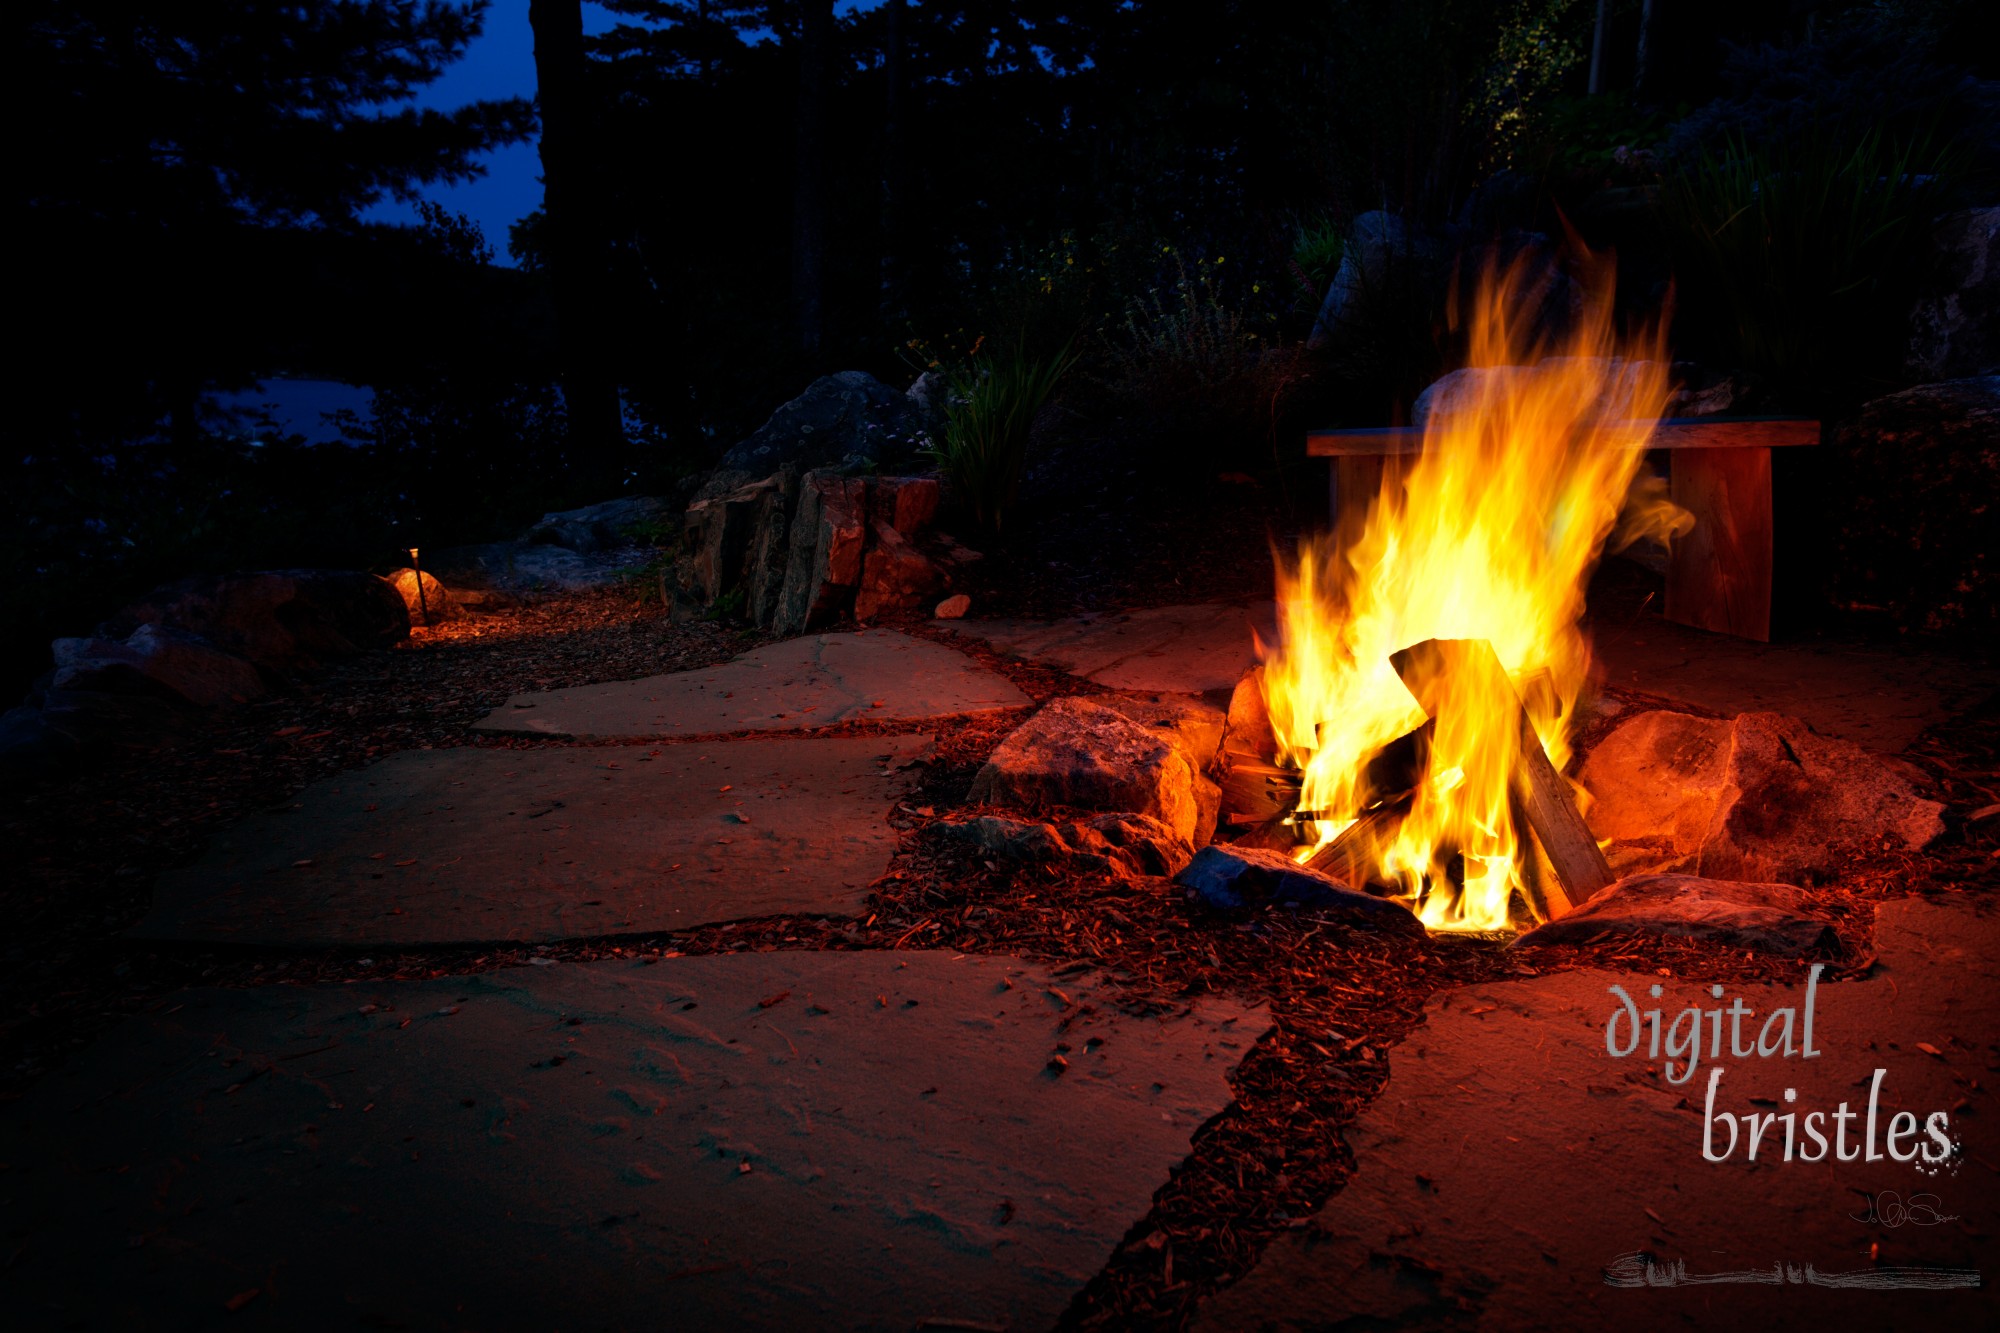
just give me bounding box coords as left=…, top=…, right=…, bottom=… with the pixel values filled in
left=102, top=570, right=408, bottom=672
left=1306, top=212, right=1435, bottom=351
left=1515, top=873, right=1841, bottom=956
left=50, top=624, right=265, bottom=708
left=386, top=568, right=466, bottom=623
left=1908, top=206, right=1998, bottom=381
left=680, top=470, right=947, bottom=633
left=708, top=372, right=927, bottom=488
left=968, top=697, right=1204, bottom=844
left=1175, top=845, right=1425, bottom=935
left=1826, top=377, right=1998, bottom=639
left=522, top=496, right=672, bottom=554
left=854, top=522, right=943, bottom=622
left=1579, top=710, right=1945, bottom=883
left=772, top=472, right=871, bottom=634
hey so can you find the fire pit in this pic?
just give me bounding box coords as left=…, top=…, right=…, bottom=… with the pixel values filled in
left=1239, top=259, right=1699, bottom=933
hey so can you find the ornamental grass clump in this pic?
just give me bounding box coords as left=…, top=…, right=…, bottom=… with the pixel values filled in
left=928, top=336, right=1079, bottom=535
left=1659, top=125, right=1963, bottom=403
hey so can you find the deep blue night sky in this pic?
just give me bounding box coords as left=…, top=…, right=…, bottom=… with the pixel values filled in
left=365, top=0, right=879, bottom=264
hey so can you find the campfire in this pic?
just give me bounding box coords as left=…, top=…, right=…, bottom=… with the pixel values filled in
left=1250, top=258, right=1693, bottom=932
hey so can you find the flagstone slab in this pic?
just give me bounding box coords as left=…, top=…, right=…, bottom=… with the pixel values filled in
left=1590, top=608, right=1998, bottom=753
left=135, top=735, right=932, bottom=947
left=948, top=603, right=1277, bottom=695
left=472, top=629, right=1027, bottom=740
left=0, top=951, right=1267, bottom=1332
left=951, top=600, right=1996, bottom=752
left=1193, top=897, right=2000, bottom=1333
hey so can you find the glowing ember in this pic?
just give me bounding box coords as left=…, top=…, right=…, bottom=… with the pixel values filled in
left=1259, top=254, right=1691, bottom=931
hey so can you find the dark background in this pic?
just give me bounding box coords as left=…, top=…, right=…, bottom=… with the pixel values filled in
left=11, top=0, right=1997, bottom=692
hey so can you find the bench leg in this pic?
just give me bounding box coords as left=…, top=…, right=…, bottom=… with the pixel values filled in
left=1665, top=447, right=1773, bottom=641
left=1328, top=456, right=1407, bottom=536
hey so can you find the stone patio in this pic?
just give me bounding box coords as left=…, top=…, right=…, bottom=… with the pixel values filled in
left=952, top=600, right=1997, bottom=750
left=135, top=734, right=932, bottom=947
left=1, top=951, right=1264, bottom=1331
left=948, top=603, right=1276, bottom=696
left=1196, top=897, right=2000, bottom=1332
left=473, top=629, right=1028, bottom=740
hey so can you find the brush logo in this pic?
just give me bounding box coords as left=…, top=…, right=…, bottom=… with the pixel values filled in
left=1600, top=965, right=1962, bottom=1169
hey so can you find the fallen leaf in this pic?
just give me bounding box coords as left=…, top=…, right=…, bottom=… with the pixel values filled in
left=1918, top=1042, right=1944, bottom=1058
left=757, top=990, right=791, bottom=1009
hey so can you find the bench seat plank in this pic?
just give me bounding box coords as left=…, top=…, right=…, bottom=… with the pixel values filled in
left=1306, top=417, right=1817, bottom=643
left=1306, top=416, right=1818, bottom=455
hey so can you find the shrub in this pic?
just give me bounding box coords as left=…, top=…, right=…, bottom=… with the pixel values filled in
left=1658, top=125, right=1965, bottom=405
left=1288, top=213, right=1346, bottom=301
left=1097, top=250, right=1295, bottom=461
left=927, top=336, right=1080, bottom=535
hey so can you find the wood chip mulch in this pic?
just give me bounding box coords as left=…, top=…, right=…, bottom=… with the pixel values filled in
left=1, top=582, right=1994, bottom=1333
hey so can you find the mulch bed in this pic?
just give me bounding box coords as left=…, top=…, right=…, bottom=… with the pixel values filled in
left=2, top=578, right=1995, bottom=1331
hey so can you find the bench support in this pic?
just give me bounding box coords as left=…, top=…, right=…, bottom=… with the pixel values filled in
left=1665, top=447, right=1773, bottom=641
left=1307, top=417, right=1817, bottom=644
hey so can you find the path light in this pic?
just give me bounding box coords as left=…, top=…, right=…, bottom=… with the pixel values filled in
left=408, top=547, right=429, bottom=626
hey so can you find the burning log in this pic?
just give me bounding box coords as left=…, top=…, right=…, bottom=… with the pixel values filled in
left=1387, top=638, right=1613, bottom=918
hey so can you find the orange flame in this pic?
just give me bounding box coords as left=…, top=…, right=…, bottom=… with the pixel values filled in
left=1259, top=255, right=1690, bottom=930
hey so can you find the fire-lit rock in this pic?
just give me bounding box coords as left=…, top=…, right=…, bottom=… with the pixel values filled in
left=968, top=697, right=1203, bottom=844
left=1579, top=709, right=1945, bottom=882
left=953, top=811, right=1193, bottom=877
left=679, top=469, right=949, bottom=634
left=853, top=522, right=943, bottom=621
left=1514, top=873, right=1841, bottom=955
left=386, top=568, right=466, bottom=623
left=934, top=593, right=972, bottom=619
left=1090, top=693, right=1225, bottom=844
left=1175, top=845, right=1425, bottom=934
left=1224, top=665, right=1275, bottom=761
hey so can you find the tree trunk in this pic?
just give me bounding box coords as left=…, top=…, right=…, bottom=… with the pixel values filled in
left=529, top=0, right=623, bottom=453
left=792, top=0, right=832, bottom=360
left=1634, top=0, right=1662, bottom=102
left=1588, top=0, right=1609, bottom=94
left=878, top=0, right=905, bottom=321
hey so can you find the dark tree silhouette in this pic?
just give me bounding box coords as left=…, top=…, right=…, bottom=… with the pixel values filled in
left=791, top=0, right=833, bottom=359
left=18, top=0, right=534, bottom=445
left=530, top=0, right=626, bottom=453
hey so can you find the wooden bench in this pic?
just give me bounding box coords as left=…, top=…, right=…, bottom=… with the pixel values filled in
left=1306, top=417, right=1820, bottom=642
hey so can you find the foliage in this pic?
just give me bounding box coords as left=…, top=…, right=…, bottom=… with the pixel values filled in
left=927, top=338, right=1080, bottom=535
left=1097, top=250, right=1296, bottom=460
left=1288, top=215, right=1346, bottom=301
left=1522, top=91, right=1682, bottom=178
left=616, top=517, right=685, bottom=607
left=1658, top=125, right=1966, bottom=405
left=1664, top=17, right=2000, bottom=175
left=1472, top=0, right=1591, bottom=170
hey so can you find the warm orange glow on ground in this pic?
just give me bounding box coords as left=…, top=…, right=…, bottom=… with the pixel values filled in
left=1259, top=256, right=1690, bottom=930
